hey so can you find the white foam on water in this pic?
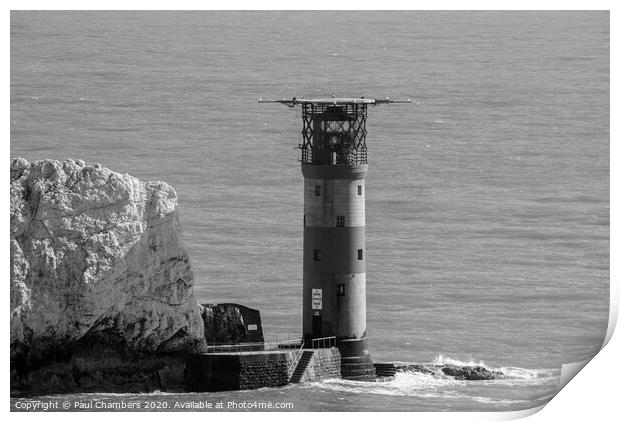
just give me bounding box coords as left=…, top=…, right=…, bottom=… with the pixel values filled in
left=304, top=371, right=464, bottom=399
left=468, top=395, right=531, bottom=406
left=431, top=354, right=488, bottom=367
left=498, top=366, right=558, bottom=380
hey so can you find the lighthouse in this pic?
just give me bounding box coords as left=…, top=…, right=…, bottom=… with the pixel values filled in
left=260, top=96, right=409, bottom=380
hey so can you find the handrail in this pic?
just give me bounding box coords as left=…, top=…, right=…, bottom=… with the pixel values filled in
left=278, top=338, right=303, bottom=345
left=205, top=337, right=304, bottom=354
left=207, top=341, right=266, bottom=347
left=311, top=336, right=336, bottom=349
left=206, top=341, right=274, bottom=353
left=288, top=341, right=305, bottom=381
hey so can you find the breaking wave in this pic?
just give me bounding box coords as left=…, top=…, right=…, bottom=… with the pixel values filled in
left=430, top=354, right=487, bottom=367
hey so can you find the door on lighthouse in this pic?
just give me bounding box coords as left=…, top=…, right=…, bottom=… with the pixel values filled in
left=312, top=312, right=322, bottom=339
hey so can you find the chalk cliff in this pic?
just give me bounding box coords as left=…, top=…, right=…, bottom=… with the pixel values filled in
left=10, top=158, right=207, bottom=392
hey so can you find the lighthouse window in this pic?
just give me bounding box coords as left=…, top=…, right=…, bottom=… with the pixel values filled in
left=358, top=185, right=363, bottom=196
left=336, top=216, right=345, bottom=227
left=314, top=249, right=321, bottom=261
left=315, top=185, right=321, bottom=196
left=358, top=249, right=363, bottom=260
left=337, top=284, right=345, bottom=297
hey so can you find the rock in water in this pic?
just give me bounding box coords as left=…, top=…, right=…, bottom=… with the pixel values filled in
left=10, top=158, right=207, bottom=392
left=394, top=363, right=504, bottom=380
left=440, top=364, right=501, bottom=380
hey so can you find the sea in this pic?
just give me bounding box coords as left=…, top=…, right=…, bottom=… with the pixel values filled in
left=10, top=11, right=609, bottom=412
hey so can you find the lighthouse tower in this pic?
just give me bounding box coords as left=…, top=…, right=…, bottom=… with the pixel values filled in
left=260, top=96, right=409, bottom=380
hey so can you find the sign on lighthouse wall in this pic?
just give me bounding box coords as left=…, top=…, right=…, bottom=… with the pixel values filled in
left=312, top=288, right=323, bottom=310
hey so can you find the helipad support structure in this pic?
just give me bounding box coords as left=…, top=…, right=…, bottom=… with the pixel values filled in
left=260, top=96, right=409, bottom=380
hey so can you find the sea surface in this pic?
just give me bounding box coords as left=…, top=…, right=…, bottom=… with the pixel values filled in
left=10, top=11, right=609, bottom=411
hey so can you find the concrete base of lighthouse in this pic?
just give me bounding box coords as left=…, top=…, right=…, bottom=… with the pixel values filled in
left=337, top=337, right=377, bottom=381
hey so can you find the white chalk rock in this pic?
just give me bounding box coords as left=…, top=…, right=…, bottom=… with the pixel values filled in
left=10, top=158, right=206, bottom=357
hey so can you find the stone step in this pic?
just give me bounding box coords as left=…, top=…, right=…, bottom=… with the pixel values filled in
left=373, top=363, right=396, bottom=377
left=374, top=365, right=396, bottom=370
left=289, top=351, right=315, bottom=383
left=374, top=366, right=396, bottom=371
